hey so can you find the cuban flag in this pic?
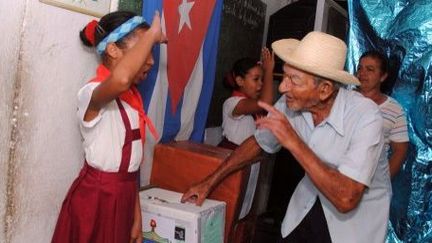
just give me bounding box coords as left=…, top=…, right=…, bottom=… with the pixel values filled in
left=139, top=0, right=222, bottom=184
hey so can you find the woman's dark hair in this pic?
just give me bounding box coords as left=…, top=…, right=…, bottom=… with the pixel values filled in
left=79, top=11, right=149, bottom=49
left=224, top=57, right=259, bottom=90
left=360, top=50, right=398, bottom=94
left=360, top=50, right=389, bottom=74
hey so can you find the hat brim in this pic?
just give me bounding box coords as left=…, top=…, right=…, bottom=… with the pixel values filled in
left=272, top=39, right=360, bottom=85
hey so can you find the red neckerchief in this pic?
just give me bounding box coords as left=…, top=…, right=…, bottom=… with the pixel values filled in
left=88, top=64, right=159, bottom=145
left=231, top=90, right=248, bottom=98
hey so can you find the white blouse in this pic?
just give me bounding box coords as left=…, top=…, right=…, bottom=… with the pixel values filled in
left=77, top=83, right=143, bottom=172
left=222, top=96, right=256, bottom=144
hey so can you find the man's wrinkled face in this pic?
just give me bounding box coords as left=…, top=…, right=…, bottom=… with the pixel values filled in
left=278, top=64, right=321, bottom=111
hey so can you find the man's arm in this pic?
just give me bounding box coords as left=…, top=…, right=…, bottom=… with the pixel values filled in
left=287, top=138, right=365, bottom=213
left=256, top=102, right=367, bottom=213
left=181, top=136, right=262, bottom=206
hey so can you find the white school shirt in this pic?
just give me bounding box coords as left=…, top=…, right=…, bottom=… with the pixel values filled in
left=255, top=88, right=390, bottom=243
left=222, top=96, right=256, bottom=144
left=77, top=82, right=143, bottom=172
left=222, top=96, right=260, bottom=219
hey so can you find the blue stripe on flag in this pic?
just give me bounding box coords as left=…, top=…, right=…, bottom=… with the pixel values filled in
left=161, top=94, right=182, bottom=143
left=190, top=0, right=222, bottom=142
left=140, top=1, right=162, bottom=111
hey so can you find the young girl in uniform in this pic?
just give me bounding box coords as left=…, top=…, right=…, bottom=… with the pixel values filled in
left=220, top=48, right=274, bottom=150
left=51, top=10, right=165, bottom=243
left=219, top=48, right=274, bottom=238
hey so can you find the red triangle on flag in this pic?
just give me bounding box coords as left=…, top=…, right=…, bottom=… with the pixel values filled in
left=163, top=0, right=217, bottom=114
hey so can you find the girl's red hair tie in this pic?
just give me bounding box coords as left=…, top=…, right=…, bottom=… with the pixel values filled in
left=85, top=20, right=98, bottom=46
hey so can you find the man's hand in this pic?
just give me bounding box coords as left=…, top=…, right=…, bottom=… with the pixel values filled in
left=256, top=101, right=300, bottom=150
left=180, top=180, right=212, bottom=206
left=180, top=137, right=263, bottom=207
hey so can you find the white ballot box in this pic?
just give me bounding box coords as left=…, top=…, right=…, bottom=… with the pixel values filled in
left=140, top=187, right=226, bottom=243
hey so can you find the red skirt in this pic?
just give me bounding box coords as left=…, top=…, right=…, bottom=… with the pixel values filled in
left=52, top=163, right=139, bottom=243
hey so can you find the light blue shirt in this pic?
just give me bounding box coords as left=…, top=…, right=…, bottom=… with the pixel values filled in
left=255, top=88, right=390, bottom=243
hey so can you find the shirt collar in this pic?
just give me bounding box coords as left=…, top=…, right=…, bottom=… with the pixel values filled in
left=324, top=88, right=346, bottom=136
left=301, top=88, right=346, bottom=136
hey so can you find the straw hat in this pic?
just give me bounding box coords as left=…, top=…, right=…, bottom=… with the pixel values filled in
left=271, top=31, right=359, bottom=85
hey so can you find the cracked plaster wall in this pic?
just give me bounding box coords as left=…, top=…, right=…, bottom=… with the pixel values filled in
left=0, top=1, right=100, bottom=242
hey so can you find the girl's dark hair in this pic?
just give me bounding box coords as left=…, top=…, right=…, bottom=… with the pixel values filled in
left=79, top=11, right=149, bottom=49
left=360, top=50, right=389, bottom=74
left=224, top=57, right=259, bottom=90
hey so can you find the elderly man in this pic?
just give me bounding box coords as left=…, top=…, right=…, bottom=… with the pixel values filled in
left=182, top=32, right=390, bottom=243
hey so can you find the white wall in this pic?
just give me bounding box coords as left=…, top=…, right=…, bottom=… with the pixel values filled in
left=0, top=1, right=100, bottom=242
left=0, top=2, right=27, bottom=242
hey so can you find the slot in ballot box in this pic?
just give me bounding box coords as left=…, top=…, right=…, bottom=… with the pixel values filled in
left=140, top=187, right=226, bottom=243
left=150, top=141, right=249, bottom=242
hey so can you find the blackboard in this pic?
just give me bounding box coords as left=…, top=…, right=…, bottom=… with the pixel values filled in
left=118, top=0, right=142, bottom=15
left=207, top=0, right=267, bottom=127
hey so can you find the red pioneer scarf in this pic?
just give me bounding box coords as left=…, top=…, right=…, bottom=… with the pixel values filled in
left=89, top=64, right=159, bottom=144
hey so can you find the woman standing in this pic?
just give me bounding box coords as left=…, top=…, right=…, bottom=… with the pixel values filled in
left=357, top=50, right=409, bottom=178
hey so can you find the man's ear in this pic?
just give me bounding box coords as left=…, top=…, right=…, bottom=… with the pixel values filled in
left=319, top=80, right=335, bottom=100
left=105, top=42, right=122, bottom=60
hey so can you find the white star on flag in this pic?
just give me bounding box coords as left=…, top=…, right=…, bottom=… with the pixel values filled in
left=178, top=0, right=194, bottom=33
